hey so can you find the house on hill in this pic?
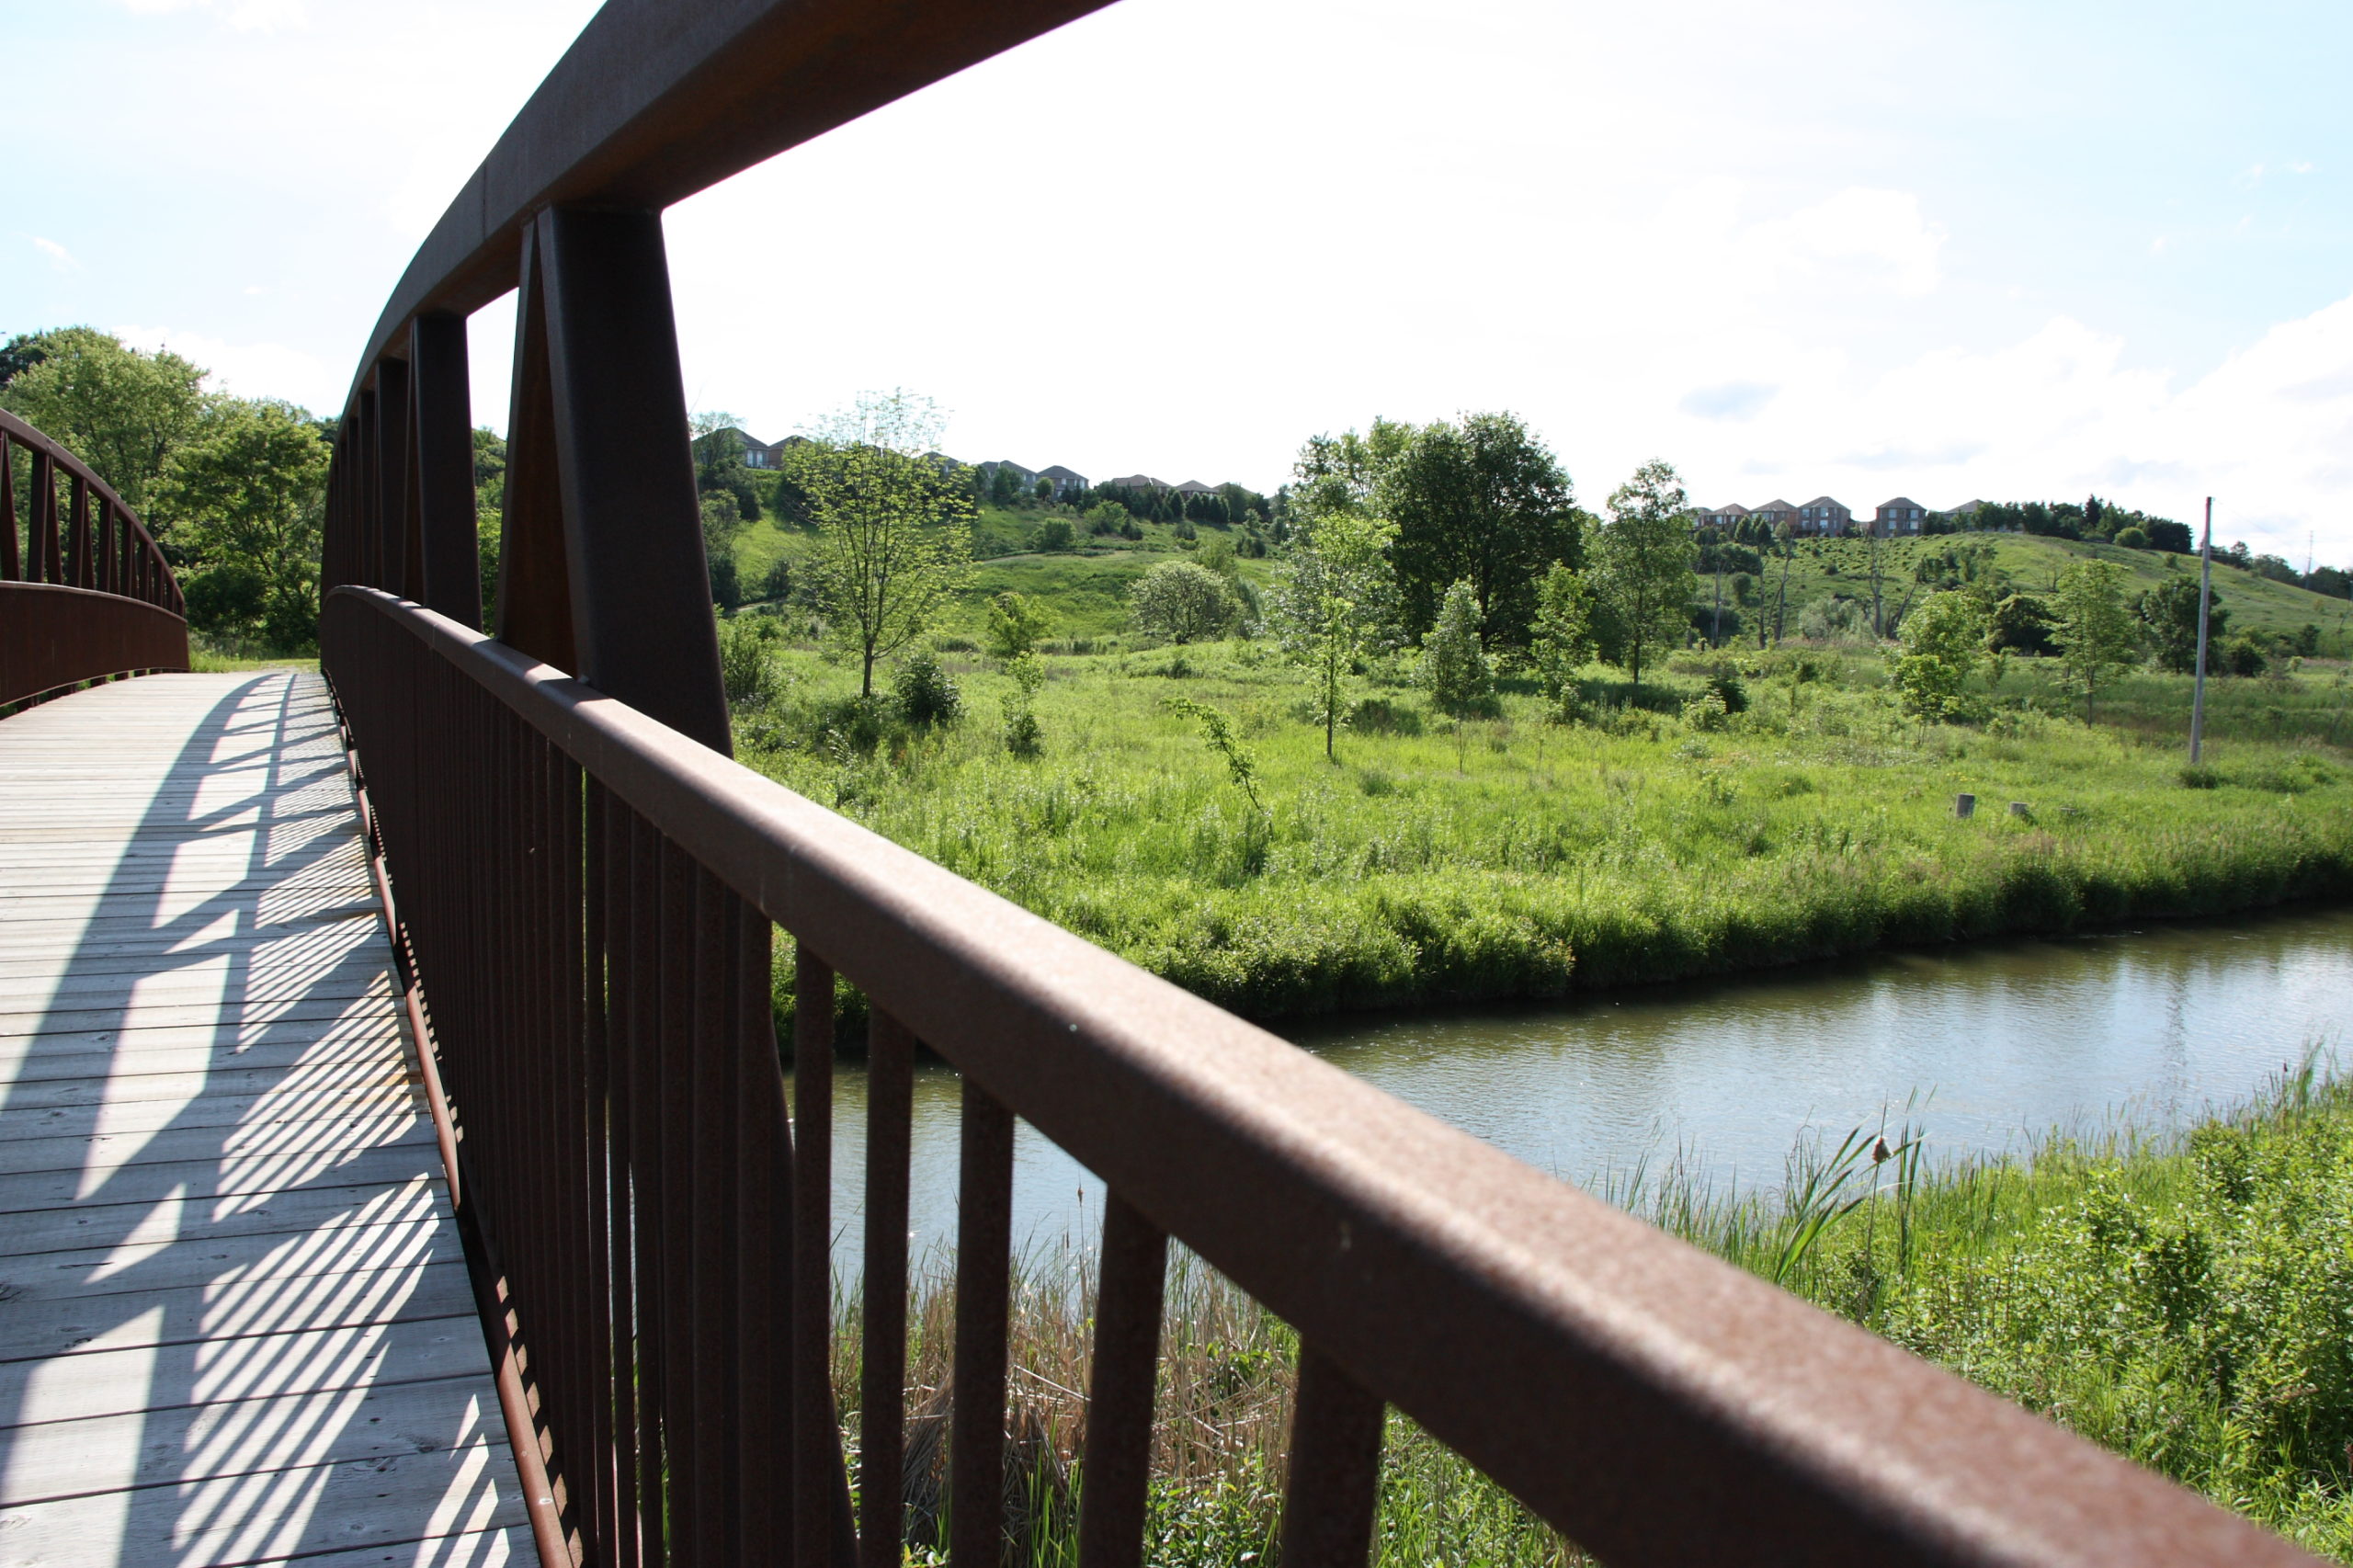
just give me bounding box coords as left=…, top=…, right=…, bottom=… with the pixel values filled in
left=1873, top=497, right=1929, bottom=535
left=1173, top=480, right=1217, bottom=496
left=1697, top=502, right=1751, bottom=529
left=1797, top=496, right=1851, bottom=535
left=705, top=427, right=798, bottom=470
left=1099, top=474, right=1167, bottom=492
left=1035, top=464, right=1089, bottom=499
left=1750, top=498, right=1799, bottom=532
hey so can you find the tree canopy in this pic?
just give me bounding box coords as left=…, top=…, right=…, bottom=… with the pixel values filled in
left=787, top=391, right=972, bottom=697
left=1371, top=412, right=1579, bottom=646
left=153, top=398, right=330, bottom=650
left=1587, top=459, right=1698, bottom=687
left=0, top=327, right=207, bottom=516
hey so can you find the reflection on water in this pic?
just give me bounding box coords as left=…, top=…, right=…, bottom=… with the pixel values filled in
left=800, top=907, right=2353, bottom=1280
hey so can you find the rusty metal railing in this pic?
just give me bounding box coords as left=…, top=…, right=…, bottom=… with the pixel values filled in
left=0, top=409, right=188, bottom=708
left=317, top=3, right=2318, bottom=1566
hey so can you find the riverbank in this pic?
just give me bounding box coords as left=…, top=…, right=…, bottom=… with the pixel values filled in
left=831, top=1067, right=2353, bottom=1565
left=744, top=640, right=2353, bottom=1024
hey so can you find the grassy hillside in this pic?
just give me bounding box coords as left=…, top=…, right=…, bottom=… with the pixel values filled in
left=1743, top=531, right=2352, bottom=648
left=735, top=632, right=2353, bottom=1024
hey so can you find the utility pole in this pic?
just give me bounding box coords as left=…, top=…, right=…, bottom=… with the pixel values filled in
left=2190, top=496, right=2213, bottom=765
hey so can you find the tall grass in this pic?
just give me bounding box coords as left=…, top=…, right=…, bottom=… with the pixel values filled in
left=830, top=1068, right=2353, bottom=1565
left=739, top=638, right=2353, bottom=1024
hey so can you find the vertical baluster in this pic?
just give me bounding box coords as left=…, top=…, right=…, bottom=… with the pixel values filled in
left=950, top=1081, right=1015, bottom=1568
left=66, top=474, right=89, bottom=589
left=639, top=824, right=680, bottom=1566
left=1076, top=1195, right=1167, bottom=1568
left=1, top=434, right=17, bottom=582
left=583, top=779, right=618, bottom=1564
left=655, top=836, right=698, bottom=1559
left=735, top=913, right=788, bottom=1558
left=691, top=871, right=743, bottom=1566
left=1276, top=1348, right=1384, bottom=1568
left=792, top=948, right=837, bottom=1568
left=859, top=1011, right=915, bottom=1568
left=608, top=804, right=646, bottom=1568
left=33, top=449, right=57, bottom=585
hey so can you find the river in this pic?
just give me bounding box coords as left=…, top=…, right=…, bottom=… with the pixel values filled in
left=795, top=905, right=2353, bottom=1279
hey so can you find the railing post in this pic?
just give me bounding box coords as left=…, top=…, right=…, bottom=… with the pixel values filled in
left=410, top=312, right=483, bottom=630
left=375, top=356, right=413, bottom=599
left=494, top=226, right=577, bottom=672
left=1, top=435, right=17, bottom=582
left=67, top=474, right=90, bottom=590
left=355, top=387, right=380, bottom=592
left=536, top=205, right=730, bottom=753
left=32, top=449, right=56, bottom=585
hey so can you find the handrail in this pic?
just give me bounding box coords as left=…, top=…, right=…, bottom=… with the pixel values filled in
left=324, top=585, right=2310, bottom=1568
left=0, top=409, right=188, bottom=708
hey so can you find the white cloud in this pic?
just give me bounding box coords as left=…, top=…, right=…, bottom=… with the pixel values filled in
left=31, top=236, right=78, bottom=273
left=121, top=0, right=308, bottom=31
left=1736, top=188, right=1949, bottom=299
left=111, top=325, right=334, bottom=410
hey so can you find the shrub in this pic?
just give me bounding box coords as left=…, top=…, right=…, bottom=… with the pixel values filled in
left=2113, top=526, right=2149, bottom=550
left=1799, top=595, right=1866, bottom=642
left=1682, top=689, right=1730, bottom=730
left=1034, top=518, right=1075, bottom=551
left=1421, top=579, right=1495, bottom=718
left=986, top=591, right=1054, bottom=662
left=716, top=614, right=783, bottom=711
left=892, top=648, right=963, bottom=727
left=1892, top=591, right=1990, bottom=722
left=1129, top=561, right=1235, bottom=644
left=2222, top=633, right=2269, bottom=677
left=1002, top=651, right=1044, bottom=756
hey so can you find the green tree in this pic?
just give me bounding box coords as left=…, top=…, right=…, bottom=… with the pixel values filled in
left=1891, top=591, right=1990, bottom=722
left=690, top=413, right=759, bottom=521
left=2138, top=576, right=2227, bottom=675
left=152, top=398, right=329, bottom=651
left=1, top=328, right=207, bottom=517
left=1587, top=459, right=1698, bottom=687
left=788, top=391, right=972, bottom=697
left=2052, top=559, right=2138, bottom=721
left=1273, top=506, right=1398, bottom=759
left=985, top=591, right=1053, bottom=661
left=1128, top=560, right=1233, bottom=643
left=1420, top=578, right=1495, bottom=718
left=1529, top=562, right=1600, bottom=701
left=700, top=492, right=742, bottom=608
left=1376, top=411, right=1579, bottom=645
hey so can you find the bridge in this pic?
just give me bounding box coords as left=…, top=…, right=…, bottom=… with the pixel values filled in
left=0, top=3, right=2320, bottom=1566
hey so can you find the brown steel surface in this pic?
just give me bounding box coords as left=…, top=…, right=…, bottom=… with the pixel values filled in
left=0, top=582, right=189, bottom=706
left=323, top=585, right=2318, bottom=1568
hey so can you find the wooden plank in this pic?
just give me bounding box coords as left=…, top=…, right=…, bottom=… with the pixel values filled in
left=0, top=1372, right=506, bottom=1506
left=0, top=1259, right=472, bottom=1363
left=0, top=1077, right=419, bottom=1136
left=0, top=1174, right=448, bottom=1261
left=0, top=1216, right=452, bottom=1304
left=0, top=1059, right=415, bottom=1116
left=0, top=1139, right=449, bottom=1216
left=0, top=1106, right=434, bottom=1179
left=0, top=1430, right=523, bottom=1568
left=0, top=1312, right=490, bottom=1424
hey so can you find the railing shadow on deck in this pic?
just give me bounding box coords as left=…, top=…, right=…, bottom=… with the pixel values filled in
left=0, top=674, right=509, bottom=1563
left=313, top=1, right=2323, bottom=1564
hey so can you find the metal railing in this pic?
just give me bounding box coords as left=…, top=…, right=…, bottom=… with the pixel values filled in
left=317, top=3, right=2317, bottom=1566
left=0, top=410, right=188, bottom=707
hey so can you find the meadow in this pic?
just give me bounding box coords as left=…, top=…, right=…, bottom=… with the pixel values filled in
left=826, top=1065, right=2353, bottom=1565
left=733, top=628, right=2353, bottom=1024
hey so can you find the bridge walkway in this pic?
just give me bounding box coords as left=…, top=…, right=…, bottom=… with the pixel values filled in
left=0, top=672, right=525, bottom=1567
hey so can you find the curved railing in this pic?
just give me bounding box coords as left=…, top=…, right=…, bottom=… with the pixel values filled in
left=0, top=410, right=188, bottom=708
left=318, top=4, right=2317, bottom=1567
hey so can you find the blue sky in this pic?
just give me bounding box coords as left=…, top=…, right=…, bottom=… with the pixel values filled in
left=7, top=0, right=2349, bottom=559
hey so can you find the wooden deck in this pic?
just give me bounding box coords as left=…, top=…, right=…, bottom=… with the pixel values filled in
left=0, top=673, right=525, bottom=1566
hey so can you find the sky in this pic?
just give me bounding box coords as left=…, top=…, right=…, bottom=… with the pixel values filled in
left=7, top=0, right=2351, bottom=562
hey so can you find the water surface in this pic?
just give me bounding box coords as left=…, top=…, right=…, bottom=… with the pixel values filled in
left=800, top=906, right=2353, bottom=1278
